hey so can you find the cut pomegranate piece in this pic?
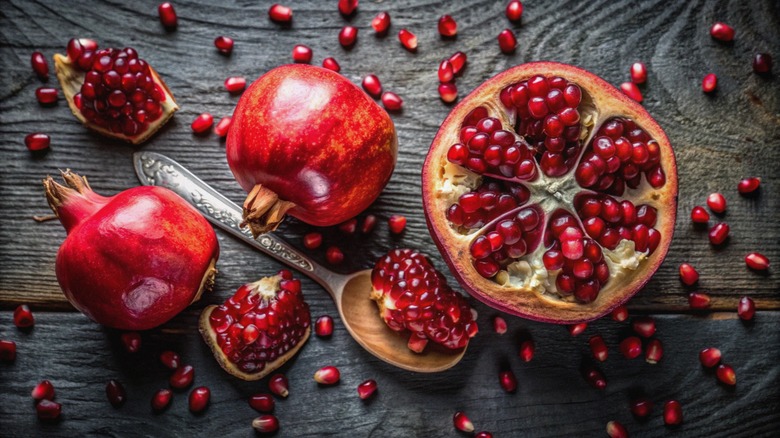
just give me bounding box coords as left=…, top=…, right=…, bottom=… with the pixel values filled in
left=371, top=12, right=391, bottom=34
left=214, top=36, right=234, bottom=54
left=398, top=29, right=417, bottom=51
left=438, top=15, right=457, bottom=37
left=268, top=4, right=292, bottom=23
left=158, top=3, right=177, bottom=29
left=506, top=1, right=523, bottom=22
left=357, top=379, right=377, bottom=399
left=199, top=271, right=311, bottom=380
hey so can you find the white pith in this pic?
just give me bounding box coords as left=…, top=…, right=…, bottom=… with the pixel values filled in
left=249, top=276, right=282, bottom=301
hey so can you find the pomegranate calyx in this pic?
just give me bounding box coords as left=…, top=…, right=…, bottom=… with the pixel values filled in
left=43, top=170, right=110, bottom=232
left=241, top=184, right=297, bottom=237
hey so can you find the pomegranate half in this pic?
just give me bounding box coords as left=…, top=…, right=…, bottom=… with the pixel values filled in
left=227, top=64, right=397, bottom=236
left=422, top=62, right=677, bottom=323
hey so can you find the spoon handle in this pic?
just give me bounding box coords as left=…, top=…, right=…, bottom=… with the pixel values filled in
left=133, top=152, right=343, bottom=294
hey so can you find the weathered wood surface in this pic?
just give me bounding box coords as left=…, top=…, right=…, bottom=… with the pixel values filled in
left=0, top=0, right=779, bottom=436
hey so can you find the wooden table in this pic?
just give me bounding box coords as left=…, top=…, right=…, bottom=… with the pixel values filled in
left=1, top=1, right=778, bottom=436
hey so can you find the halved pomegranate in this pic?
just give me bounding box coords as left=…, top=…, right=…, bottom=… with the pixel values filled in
left=422, top=62, right=677, bottom=323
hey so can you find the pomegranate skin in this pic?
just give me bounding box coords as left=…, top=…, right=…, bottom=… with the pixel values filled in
left=227, top=64, right=397, bottom=235
left=46, top=172, right=219, bottom=330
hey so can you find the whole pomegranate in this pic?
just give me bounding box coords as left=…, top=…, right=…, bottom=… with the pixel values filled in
left=226, top=64, right=397, bottom=236
left=422, top=62, right=678, bottom=323
left=44, top=171, right=219, bottom=330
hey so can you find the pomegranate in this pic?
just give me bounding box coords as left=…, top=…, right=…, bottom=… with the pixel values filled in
left=226, top=65, right=397, bottom=236
left=370, top=249, right=478, bottom=352
left=54, top=39, right=178, bottom=144
left=44, top=171, right=219, bottom=330
left=422, top=62, right=677, bottom=323
left=199, top=270, right=311, bottom=380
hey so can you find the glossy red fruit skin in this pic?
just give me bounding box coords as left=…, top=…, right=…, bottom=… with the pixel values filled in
left=227, top=65, right=397, bottom=230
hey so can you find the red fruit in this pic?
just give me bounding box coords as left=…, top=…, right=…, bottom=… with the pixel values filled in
left=499, top=369, right=518, bottom=392
left=753, top=53, right=773, bottom=74
left=506, top=1, right=524, bottom=21
left=225, top=76, right=246, bottom=93
left=453, top=411, right=474, bottom=433
left=0, top=340, right=17, bottom=362
left=339, top=26, right=358, bottom=48
left=688, top=292, right=711, bottom=309
left=498, top=29, right=517, bottom=54
left=707, top=192, right=726, bottom=213
left=36, top=87, right=58, bottom=105
left=158, top=3, right=177, bottom=28
left=619, top=336, right=642, bottom=359
left=702, top=73, right=717, bottom=93
left=388, top=214, right=407, bottom=233
left=699, top=347, right=721, bottom=368
left=737, top=177, right=760, bottom=195
left=25, top=133, right=51, bottom=151
left=268, top=4, right=292, bottom=23
left=371, top=12, right=391, bottom=34
left=314, top=365, right=340, bottom=385
left=568, top=323, right=587, bottom=336
left=361, top=215, right=378, bottom=234
left=170, top=364, right=195, bottom=389
left=31, top=51, right=49, bottom=79
left=519, top=339, right=534, bottom=362
left=362, top=74, right=383, bottom=98
left=710, top=23, right=735, bottom=42
left=493, top=315, right=508, bottom=334
left=322, top=57, right=340, bottom=72
left=160, top=351, right=180, bottom=370
left=438, top=15, right=457, bottom=37
left=200, top=271, right=311, bottom=380
left=708, top=223, right=729, bottom=245
left=249, top=393, right=275, bottom=412
left=227, top=65, right=396, bottom=235
left=630, top=397, right=653, bottom=417
left=303, top=232, right=322, bottom=249
left=716, top=364, right=736, bottom=386
left=449, top=51, right=467, bottom=75
left=611, top=306, right=628, bottom=322
left=645, top=338, right=663, bottom=364
left=269, top=374, right=289, bottom=397
left=214, top=36, right=234, bottom=54
left=679, top=263, right=699, bottom=285
left=630, top=62, right=647, bottom=84
left=106, top=379, right=126, bottom=407
left=745, top=253, right=769, bottom=271
left=691, top=206, right=709, bottom=223
left=439, top=60, right=454, bottom=83
left=581, top=364, right=607, bottom=390
left=14, top=304, right=34, bottom=328
left=606, top=421, right=628, bottom=438
left=253, top=415, right=280, bottom=433
left=292, top=45, right=312, bottom=63
left=188, top=386, right=210, bottom=413
left=438, top=82, right=458, bottom=103
left=632, top=316, right=656, bottom=338
left=371, top=249, right=478, bottom=352
left=121, top=332, right=141, bottom=353
left=663, top=400, right=683, bottom=426
left=191, top=113, right=213, bottom=134
left=36, top=400, right=62, bottom=421
left=151, top=389, right=172, bottom=412
left=338, top=0, right=358, bottom=16
left=737, top=296, right=755, bottom=320
left=398, top=29, right=417, bottom=51
left=357, top=379, right=378, bottom=399
left=382, top=92, right=403, bottom=111
left=326, top=246, right=344, bottom=264
left=589, top=335, right=608, bottom=362
left=32, top=380, right=55, bottom=401
left=422, top=62, right=677, bottom=323
left=315, top=315, right=334, bottom=337
left=620, top=82, right=643, bottom=102
left=214, top=116, right=232, bottom=137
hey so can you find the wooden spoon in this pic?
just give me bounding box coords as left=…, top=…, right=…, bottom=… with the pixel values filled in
left=134, top=152, right=466, bottom=373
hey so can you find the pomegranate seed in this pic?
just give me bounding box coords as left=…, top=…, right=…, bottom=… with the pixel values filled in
left=476, top=433, right=493, bottom=438
left=518, top=340, right=534, bottom=362
left=716, top=364, right=736, bottom=386
left=36, top=87, right=58, bottom=105
left=699, top=347, right=721, bottom=368
left=388, top=215, right=407, bottom=233
left=361, top=215, right=377, bottom=234
left=581, top=364, right=607, bottom=390
left=568, top=323, right=587, bottom=336
left=158, top=2, right=177, bottom=29
left=268, top=4, right=292, bottom=23
left=371, top=12, right=391, bottom=34
left=611, top=306, right=628, bottom=322
left=325, top=246, right=344, bottom=264
left=645, top=339, right=663, bottom=364
left=303, top=232, right=322, bottom=249
left=315, top=315, right=334, bottom=337
left=314, top=365, right=340, bottom=385
left=339, top=218, right=358, bottom=234
left=438, top=15, right=457, bottom=37
left=438, top=82, right=458, bottom=103
left=630, top=62, right=647, bottom=84
left=710, top=22, right=735, bottom=41
left=25, top=133, right=51, bottom=151
left=13, top=304, right=34, bottom=328
left=708, top=223, right=729, bottom=245
left=269, top=374, right=289, bottom=397
left=453, top=411, right=474, bottom=433
left=214, top=116, right=232, bottom=137
left=31, top=51, right=49, bottom=79
left=737, top=296, right=755, bottom=320
left=619, top=336, right=642, bottom=359
left=753, top=53, right=773, bottom=74
left=32, top=380, right=55, bottom=401
left=188, top=386, right=210, bottom=413
left=689, top=292, right=712, bottom=309
left=0, top=340, right=17, bottom=362
left=630, top=397, right=653, bottom=417
left=398, top=29, right=417, bottom=51
left=745, top=252, right=769, bottom=271
left=249, top=393, right=275, bottom=412
left=322, top=57, right=340, bottom=72
left=224, top=76, right=246, bottom=93
left=121, top=332, right=141, bottom=353
left=702, top=73, right=717, bottom=93
left=606, top=421, right=628, bottom=438
left=439, top=60, right=454, bottom=83
left=589, top=335, right=608, bottom=362
left=499, top=369, right=518, bottom=392
left=449, top=51, right=467, bottom=75
left=160, top=351, right=180, bottom=370
left=620, top=82, right=643, bottom=102
left=191, top=113, right=214, bottom=134
left=737, top=177, right=761, bottom=195
left=663, top=400, right=683, bottom=426
left=632, top=316, right=656, bottom=338
left=497, top=29, right=517, bottom=54
left=151, top=388, right=172, bottom=411
left=707, top=192, right=726, bottom=213
left=338, top=0, right=358, bottom=16
left=339, top=26, right=358, bottom=48
left=253, top=415, right=280, bottom=433
left=106, top=379, right=126, bottom=407
left=492, top=316, right=507, bottom=334
left=169, top=364, right=194, bottom=389
left=357, top=379, right=377, bottom=400
left=506, top=1, right=524, bottom=21
left=362, top=74, right=382, bottom=98
left=691, top=206, right=710, bottom=223
left=679, top=263, right=699, bottom=285
left=214, top=36, right=234, bottom=54
left=292, top=45, right=312, bottom=63
left=381, top=92, right=403, bottom=111
left=36, top=399, right=61, bottom=421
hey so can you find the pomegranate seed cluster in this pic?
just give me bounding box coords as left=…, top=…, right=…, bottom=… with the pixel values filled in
left=469, top=206, right=543, bottom=278
left=371, top=249, right=478, bottom=352
left=208, top=270, right=311, bottom=374
left=575, top=194, right=660, bottom=252
left=446, top=180, right=530, bottom=230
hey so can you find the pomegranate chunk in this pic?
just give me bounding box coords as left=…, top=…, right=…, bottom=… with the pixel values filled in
left=322, top=57, right=340, bottom=72
left=745, top=252, right=769, bottom=271
left=314, top=365, right=340, bottom=385
left=702, top=73, right=717, bottom=93
left=158, top=2, right=177, bottom=29
left=0, top=340, right=17, bottom=362
left=497, top=29, right=517, bottom=54
left=339, top=26, right=358, bottom=48
left=506, top=1, right=524, bottom=22
left=14, top=304, right=34, bottom=328
left=630, top=62, right=647, bottom=84
left=398, top=29, right=417, bottom=51
left=191, top=113, right=214, bottom=134
left=381, top=92, right=403, bottom=111
left=737, top=296, right=755, bottom=320
left=214, top=36, right=234, bottom=54
left=453, top=411, right=474, bottom=433
left=753, top=53, right=772, bottom=74
left=438, top=15, right=457, bottom=37
left=357, top=379, right=377, bottom=399
left=737, top=177, right=760, bottom=194
left=620, top=82, right=643, bottom=102
left=699, top=347, right=721, bottom=368
left=188, top=386, right=210, bottom=412
left=268, top=4, right=292, bottom=23
left=31, top=51, right=49, bottom=79
left=253, top=415, right=280, bottom=433
left=371, top=12, right=391, bottom=34
left=292, top=45, right=312, bottom=63
left=249, top=393, right=275, bottom=412
left=663, top=400, right=683, bottom=426
left=25, top=133, right=51, bottom=151
left=362, top=74, right=382, bottom=98
left=710, top=22, right=735, bottom=41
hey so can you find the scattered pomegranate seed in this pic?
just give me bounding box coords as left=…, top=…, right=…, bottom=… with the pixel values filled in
left=702, top=73, right=717, bottom=93
left=314, top=365, right=340, bottom=385
left=169, top=364, right=195, bottom=389
left=753, top=53, right=772, bottom=74
left=214, top=36, right=234, bottom=54
left=339, top=26, right=358, bottom=48
left=0, top=340, right=17, bottom=362
left=339, top=218, right=358, bottom=234
left=120, top=332, right=141, bottom=353
left=679, top=263, right=699, bottom=286
left=708, top=223, right=729, bottom=245
left=630, top=397, right=653, bottom=417
left=475, top=432, right=493, bottom=438
left=268, top=4, right=292, bottom=23
left=292, top=45, right=312, bottom=63
left=620, top=82, right=643, bottom=102
left=32, top=380, right=55, bottom=401
left=249, top=393, right=275, bottom=412
left=518, top=340, right=535, bottom=362
left=737, top=296, right=756, bottom=320
left=25, top=133, right=51, bottom=151
left=449, top=51, right=467, bottom=75
left=381, top=92, right=403, bottom=111
left=35, top=87, right=58, bottom=105
left=499, top=369, right=518, bottom=392
left=699, top=347, right=721, bottom=368
left=611, top=306, right=628, bottom=322
left=338, top=0, right=358, bottom=16
left=716, top=363, right=737, bottom=386
left=492, top=316, right=507, bottom=334
left=707, top=192, right=726, bottom=213
left=388, top=215, right=407, bottom=234
left=214, top=116, right=232, bottom=137
left=663, top=400, right=683, bottom=426
left=506, top=1, right=524, bottom=21
left=371, top=12, right=391, bottom=34
left=362, top=74, right=382, bottom=98
left=630, top=62, right=647, bottom=84
left=632, top=316, right=656, bottom=338
left=303, top=232, right=323, bottom=249
left=589, top=335, right=608, bottom=362
left=106, top=379, right=126, bottom=408
left=688, top=292, right=712, bottom=309
left=645, top=339, right=663, bottom=364
left=325, top=246, right=344, bottom=264
left=497, top=29, right=517, bottom=54
left=160, top=351, right=180, bottom=370
left=438, top=82, right=458, bottom=103
left=158, top=2, right=177, bottom=29
left=13, top=304, right=34, bottom=328
left=453, top=411, right=475, bottom=433
left=581, top=364, right=607, bottom=390
left=191, top=113, right=213, bottom=134
left=606, top=421, right=628, bottom=438
left=269, top=374, right=289, bottom=398
left=398, top=29, right=418, bottom=51
left=322, top=57, right=340, bottom=72
left=357, top=379, right=378, bottom=400
left=568, top=323, right=587, bottom=336
left=689, top=206, right=710, bottom=224
left=31, top=51, right=49, bottom=79
left=439, top=60, right=454, bottom=83
left=36, top=399, right=62, bottom=421
left=438, top=15, right=457, bottom=37
left=151, top=388, right=173, bottom=411
left=188, top=386, right=210, bottom=413
left=737, top=177, right=761, bottom=195
left=253, top=415, right=280, bottom=433
left=315, top=315, right=334, bottom=337
left=710, top=22, right=735, bottom=42
left=224, top=76, right=246, bottom=93
left=361, top=215, right=377, bottom=234
left=744, top=252, right=769, bottom=271
left=619, top=336, right=642, bottom=359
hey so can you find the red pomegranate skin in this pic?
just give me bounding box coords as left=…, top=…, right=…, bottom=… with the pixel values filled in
left=226, top=64, right=397, bottom=226
left=53, top=184, right=219, bottom=330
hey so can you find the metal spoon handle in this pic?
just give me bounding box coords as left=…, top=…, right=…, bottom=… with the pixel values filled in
left=133, top=152, right=343, bottom=294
